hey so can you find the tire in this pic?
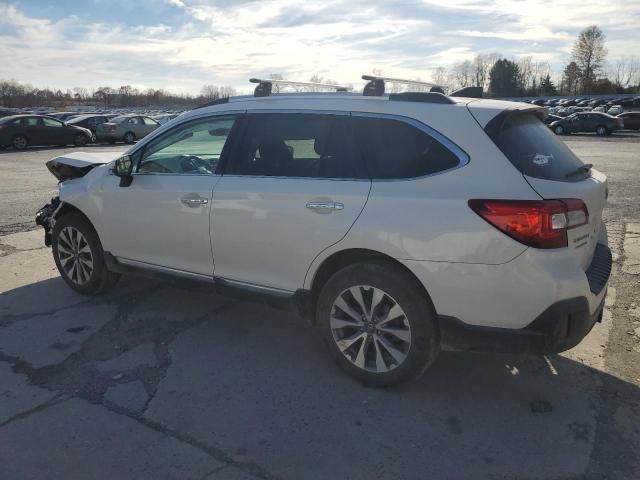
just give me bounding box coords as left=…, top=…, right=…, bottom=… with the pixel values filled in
left=123, top=131, right=136, bottom=144
left=316, top=261, right=439, bottom=387
left=52, top=213, right=119, bottom=295
left=12, top=135, right=28, bottom=150
left=595, top=125, right=607, bottom=136
left=73, top=133, right=88, bottom=147
left=90, top=130, right=97, bottom=143
left=554, top=125, right=564, bottom=135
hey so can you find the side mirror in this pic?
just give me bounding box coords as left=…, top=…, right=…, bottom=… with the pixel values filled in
left=114, top=155, right=134, bottom=187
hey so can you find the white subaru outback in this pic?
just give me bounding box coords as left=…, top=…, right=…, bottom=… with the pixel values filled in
left=36, top=79, right=612, bottom=386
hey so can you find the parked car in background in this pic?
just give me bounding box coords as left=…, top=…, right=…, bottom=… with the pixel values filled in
left=617, top=112, right=640, bottom=130
left=66, top=114, right=117, bottom=142
left=543, top=113, right=563, bottom=126
left=592, top=105, right=606, bottom=113
left=0, top=115, right=92, bottom=150
left=550, top=112, right=623, bottom=136
left=95, top=114, right=160, bottom=144
left=49, top=112, right=82, bottom=121
left=606, top=105, right=623, bottom=116
left=556, top=108, right=569, bottom=117
left=152, top=113, right=178, bottom=125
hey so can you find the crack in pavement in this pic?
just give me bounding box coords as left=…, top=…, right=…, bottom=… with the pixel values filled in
left=0, top=393, right=70, bottom=429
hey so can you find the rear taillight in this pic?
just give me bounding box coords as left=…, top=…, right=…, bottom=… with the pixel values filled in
left=468, top=199, right=589, bottom=249
left=109, top=125, right=117, bottom=131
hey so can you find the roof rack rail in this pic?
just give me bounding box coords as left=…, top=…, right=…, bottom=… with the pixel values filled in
left=361, top=75, right=443, bottom=97
left=249, top=78, right=352, bottom=97
left=450, top=86, right=483, bottom=98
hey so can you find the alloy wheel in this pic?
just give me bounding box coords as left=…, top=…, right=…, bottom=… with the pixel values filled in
left=13, top=136, right=27, bottom=149
left=330, top=285, right=412, bottom=373
left=57, top=226, right=94, bottom=285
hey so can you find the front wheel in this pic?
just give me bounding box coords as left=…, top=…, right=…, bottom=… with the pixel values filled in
left=73, top=133, right=88, bottom=146
left=123, top=131, right=135, bottom=144
left=554, top=125, right=565, bottom=135
left=316, top=261, right=439, bottom=387
left=52, top=213, right=119, bottom=295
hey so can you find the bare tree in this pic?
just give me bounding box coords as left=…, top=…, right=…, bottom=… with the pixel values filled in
left=472, top=53, right=499, bottom=90
left=200, top=84, right=220, bottom=100
left=451, top=60, right=473, bottom=90
left=572, top=25, right=607, bottom=94
left=612, top=56, right=640, bottom=89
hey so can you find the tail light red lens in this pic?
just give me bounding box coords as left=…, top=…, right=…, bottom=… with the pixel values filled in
left=468, top=199, right=589, bottom=249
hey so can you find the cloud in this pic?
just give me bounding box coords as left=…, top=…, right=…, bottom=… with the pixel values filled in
left=0, top=1, right=638, bottom=94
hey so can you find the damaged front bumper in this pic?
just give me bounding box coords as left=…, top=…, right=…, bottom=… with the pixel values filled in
left=35, top=197, right=62, bottom=246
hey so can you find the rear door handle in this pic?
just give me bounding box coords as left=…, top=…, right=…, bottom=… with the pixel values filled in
left=181, top=194, right=209, bottom=208
left=306, top=201, right=344, bottom=211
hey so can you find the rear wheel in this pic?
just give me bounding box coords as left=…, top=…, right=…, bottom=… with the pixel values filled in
left=316, top=261, right=439, bottom=387
left=52, top=213, right=119, bottom=295
left=12, top=135, right=28, bottom=150
left=123, top=131, right=135, bottom=144
left=595, top=125, right=607, bottom=136
left=554, top=125, right=564, bottom=135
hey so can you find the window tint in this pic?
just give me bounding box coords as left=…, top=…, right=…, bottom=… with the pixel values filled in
left=353, top=117, right=460, bottom=179
left=42, top=118, right=63, bottom=127
left=137, top=115, right=237, bottom=175
left=486, top=112, right=586, bottom=182
left=230, top=114, right=363, bottom=179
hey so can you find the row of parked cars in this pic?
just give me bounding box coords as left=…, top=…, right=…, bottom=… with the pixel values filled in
left=530, top=95, right=640, bottom=110
left=0, top=111, right=178, bottom=150
left=543, top=110, right=640, bottom=136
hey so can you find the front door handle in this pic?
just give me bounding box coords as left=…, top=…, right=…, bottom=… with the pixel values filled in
left=181, top=195, right=209, bottom=208
left=306, top=201, right=344, bottom=212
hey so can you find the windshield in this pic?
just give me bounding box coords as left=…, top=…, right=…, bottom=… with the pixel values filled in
left=485, top=112, right=587, bottom=182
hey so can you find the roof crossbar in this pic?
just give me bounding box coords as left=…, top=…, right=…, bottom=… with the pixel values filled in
left=249, top=78, right=352, bottom=97
left=362, top=75, right=443, bottom=97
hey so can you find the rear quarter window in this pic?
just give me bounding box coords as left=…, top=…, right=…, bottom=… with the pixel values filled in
left=352, top=116, right=461, bottom=179
left=485, top=112, right=587, bottom=182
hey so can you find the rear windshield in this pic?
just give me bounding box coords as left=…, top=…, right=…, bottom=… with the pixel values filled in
left=486, top=112, right=587, bottom=182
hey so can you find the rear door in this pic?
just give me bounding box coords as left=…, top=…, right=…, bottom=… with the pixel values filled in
left=485, top=112, right=607, bottom=270
left=210, top=112, right=370, bottom=292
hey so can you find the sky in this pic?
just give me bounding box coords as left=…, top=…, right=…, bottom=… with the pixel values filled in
left=0, top=0, right=638, bottom=95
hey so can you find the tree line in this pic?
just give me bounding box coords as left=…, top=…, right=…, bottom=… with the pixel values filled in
left=0, top=82, right=238, bottom=109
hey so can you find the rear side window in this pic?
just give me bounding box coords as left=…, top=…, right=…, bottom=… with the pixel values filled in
left=352, top=117, right=460, bottom=179
left=486, top=112, right=586, bottom=182
left=229, top=114, right=364, bottom=179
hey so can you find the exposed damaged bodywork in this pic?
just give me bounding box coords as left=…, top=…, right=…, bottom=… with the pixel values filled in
left=35, top=197, right=63, bottom=246
left=45, top=150, right=122, bottom=181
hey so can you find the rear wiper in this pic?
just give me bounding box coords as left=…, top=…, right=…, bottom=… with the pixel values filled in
left=565, top=163, right=593, bottom=178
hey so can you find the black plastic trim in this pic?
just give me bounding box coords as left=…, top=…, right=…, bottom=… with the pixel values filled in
left=388, top=92, right=455, bottom=105
left=439, top=296, right=605, bottom=354
left=585, top=243, right=612, bottom=295
left=193, top=97, right=230, bottom=109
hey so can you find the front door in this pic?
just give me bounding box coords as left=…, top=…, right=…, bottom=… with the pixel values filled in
left=211, top=112, right=371, bottom=292
left=96, top=114, right=241, bottom=276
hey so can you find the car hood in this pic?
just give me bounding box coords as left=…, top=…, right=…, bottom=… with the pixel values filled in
left=46, top=150, right=125, bottom=181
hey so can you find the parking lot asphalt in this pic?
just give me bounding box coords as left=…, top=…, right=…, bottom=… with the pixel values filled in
left=1, top=134, right=639, bottom=479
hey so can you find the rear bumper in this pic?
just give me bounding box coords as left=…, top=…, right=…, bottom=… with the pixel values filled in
left=439, top=295, right=605, bottom=354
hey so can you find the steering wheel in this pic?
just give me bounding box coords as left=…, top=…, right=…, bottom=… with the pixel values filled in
left=179, top=155, right=212, bottom=174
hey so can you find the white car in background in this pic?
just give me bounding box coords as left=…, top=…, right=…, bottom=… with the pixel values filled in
left=35, top=83, right=612, bottom=386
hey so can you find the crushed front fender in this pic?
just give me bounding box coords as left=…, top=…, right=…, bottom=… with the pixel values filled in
left=35, top=197, right=62, bottom=246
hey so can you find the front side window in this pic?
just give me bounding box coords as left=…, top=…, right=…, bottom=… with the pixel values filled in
left=143, top=117, right=159, bottom=126
left=353, top=117, right=460, bottom=179
left=137, top=115, right=238, bottom=175
left=229, top=113, right=363, bottom=179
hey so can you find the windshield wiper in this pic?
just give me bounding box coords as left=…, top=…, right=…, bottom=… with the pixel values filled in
left=565, top=163, right=593, bottom=178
